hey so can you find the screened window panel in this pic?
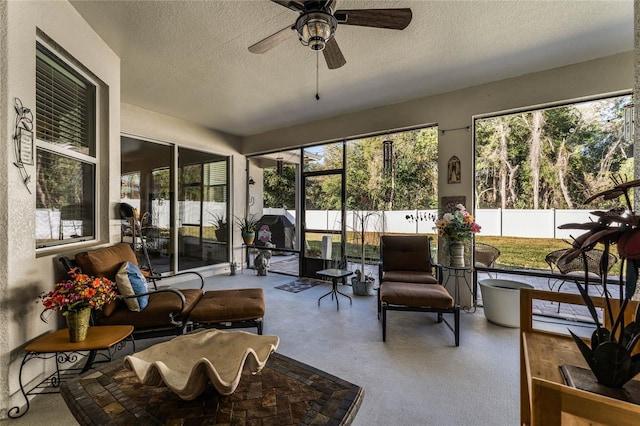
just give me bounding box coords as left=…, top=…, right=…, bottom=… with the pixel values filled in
left=35, top=150, right=95, bottom=246
left=35, top=43, right=97, bottom=248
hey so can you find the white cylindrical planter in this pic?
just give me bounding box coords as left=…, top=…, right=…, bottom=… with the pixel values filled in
left=479, top=279, right=534, bottom=328
left=321, top=235, right=332, bottom=260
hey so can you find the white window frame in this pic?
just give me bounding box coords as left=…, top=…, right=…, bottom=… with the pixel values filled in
left=35, top=40, right=100, bottom=249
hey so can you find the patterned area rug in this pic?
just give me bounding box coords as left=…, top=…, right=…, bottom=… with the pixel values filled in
left=275, top=278, right=323, bottom=293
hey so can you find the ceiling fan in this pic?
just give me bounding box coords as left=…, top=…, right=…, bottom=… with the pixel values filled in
left=248, top=0, right=412, bottom=69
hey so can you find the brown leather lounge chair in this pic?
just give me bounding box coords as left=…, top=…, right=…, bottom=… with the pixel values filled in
left=61, top=243, right=265, bottom=339
left=378, top=235, right=460, bottom=346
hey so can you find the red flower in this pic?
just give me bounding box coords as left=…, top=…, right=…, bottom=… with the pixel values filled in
left=38, top=269, right=117, bottom=314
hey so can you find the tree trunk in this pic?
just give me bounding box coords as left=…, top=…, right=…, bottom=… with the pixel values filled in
left=498, top=118, right=509, bottom=209
left=597, top=135, right=622, bottom=184
left=529, top=111, right=545, bottom=209
left=556, top=139, right=573, bottom=208
left=497, top=117, right=520, bottom=207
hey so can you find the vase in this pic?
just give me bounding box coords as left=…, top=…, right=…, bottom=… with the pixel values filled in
left=449, top=241, right=465, bottom=267
left=215, top=228, right=227, bottom=243
left=242, top=232, right=255, bottom=245
left=66, top=308, right=91, bottom=342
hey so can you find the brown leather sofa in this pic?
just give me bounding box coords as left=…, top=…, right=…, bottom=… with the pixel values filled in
left=378, top=235, right=459, bottom=345
left=65, top=243, right=265, bottom=338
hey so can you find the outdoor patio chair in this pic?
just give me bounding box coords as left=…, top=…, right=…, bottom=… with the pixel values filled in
left=474, top=243, right=501, bottom=277
left=545, top=248, right=618, bottom=311
left=378, top=235, right=459, bottom=346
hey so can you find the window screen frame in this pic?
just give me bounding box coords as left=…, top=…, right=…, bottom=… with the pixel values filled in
left=35, top=41, right=100, bottom=249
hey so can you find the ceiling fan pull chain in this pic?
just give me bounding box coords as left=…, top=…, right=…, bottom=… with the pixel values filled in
left=315, top=50, right=320, bottom=101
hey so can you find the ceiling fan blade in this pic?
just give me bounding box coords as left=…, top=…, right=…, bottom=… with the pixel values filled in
left=323, top=38, right=346, bottom=69
left=270, top=0, right=305, bottom=12
left=248, top=25, right=296, bottom=54
left=335, top=8, right=412, bottom=30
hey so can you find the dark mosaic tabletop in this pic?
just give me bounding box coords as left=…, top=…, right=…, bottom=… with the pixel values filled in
left=61, top=352, right=364, bottom=425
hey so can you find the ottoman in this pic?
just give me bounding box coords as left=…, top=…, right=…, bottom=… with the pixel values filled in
left=189, top=288, right=265, bottom=334
left=379, top=282, right=459, bottom=345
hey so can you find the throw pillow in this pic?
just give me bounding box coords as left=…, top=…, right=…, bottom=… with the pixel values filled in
left=115, top=261, right=149, bottom=311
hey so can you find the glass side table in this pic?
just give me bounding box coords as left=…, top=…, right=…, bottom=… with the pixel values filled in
left=316, top=268, right=354, bottom=311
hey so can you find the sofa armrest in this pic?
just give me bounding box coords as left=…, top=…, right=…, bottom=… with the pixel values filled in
left=117, top=287, right=187, bottom=326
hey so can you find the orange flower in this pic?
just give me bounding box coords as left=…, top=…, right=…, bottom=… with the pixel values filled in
left=38, top=269, right=117, bottom=315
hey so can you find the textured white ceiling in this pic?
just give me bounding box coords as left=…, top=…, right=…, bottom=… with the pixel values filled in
left=70, top=0, right=633, bottom=137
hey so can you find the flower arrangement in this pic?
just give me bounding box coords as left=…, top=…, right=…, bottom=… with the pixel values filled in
left=433, top=204, right=481, bottom=242
left=38, top=269, right=117, bottom=317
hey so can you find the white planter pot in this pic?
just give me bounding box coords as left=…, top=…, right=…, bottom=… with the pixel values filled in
left=479, top=279, right=534, bottom=328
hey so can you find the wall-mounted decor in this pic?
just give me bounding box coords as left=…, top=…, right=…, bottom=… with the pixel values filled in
left=17, top=127, right=33, bottom=165
left=448, top=156, right=461, bottom=184
left=441, top=196, right=466, bottom=213
left=12, top=98, right=33, bottom=193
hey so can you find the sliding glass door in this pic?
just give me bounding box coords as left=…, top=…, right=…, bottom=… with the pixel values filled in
left=121, top=136, right=173, bottom=272
left=121, top=137, right=229, bottom=273
left=177, top=147, right=229, bottom=270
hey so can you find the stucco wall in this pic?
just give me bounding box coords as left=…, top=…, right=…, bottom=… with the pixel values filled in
left=0, top=0, right=120, bottom=417
left=0, top=0, right=10, bottom=415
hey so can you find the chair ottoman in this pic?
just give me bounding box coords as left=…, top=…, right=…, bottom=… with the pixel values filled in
left=380, top=282, right=459, bottom=345
left=189, top=288, right=265, bottom=334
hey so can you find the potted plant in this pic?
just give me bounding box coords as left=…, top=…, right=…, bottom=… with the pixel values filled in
left=556, top=178, right=640, bottom=388
left=350, top=210, right=378, bottom=296
left=38, top=269, right=117, bottom=342
left=211, top=213, right=228, bottom=242
left=235, top=214, right=259, bottom=245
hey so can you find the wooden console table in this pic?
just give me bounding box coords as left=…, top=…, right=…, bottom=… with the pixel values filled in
left=9, top=325, right=133, bottom=419
left=520, top=289, right=640, bottom=425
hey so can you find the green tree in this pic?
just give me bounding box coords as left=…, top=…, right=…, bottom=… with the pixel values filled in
left=263, top=165, right=296, bottom=208
left=475, top=95, right=632, bottom=210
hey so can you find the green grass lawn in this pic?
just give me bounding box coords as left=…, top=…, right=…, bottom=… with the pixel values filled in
left=476, top=236, right=621, bottom=275
left=306, top=232, right=621, bottom=275
left=475, top=236, right=568, bottom=270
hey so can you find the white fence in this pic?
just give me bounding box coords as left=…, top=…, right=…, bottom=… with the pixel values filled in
left=37, top=205, right=599, bottom=241
left=299, top=208, right=598, bottom=239
left=36, top=200, right=228, bottom=241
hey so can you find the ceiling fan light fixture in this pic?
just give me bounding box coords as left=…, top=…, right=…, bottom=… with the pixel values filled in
left=296, top=12, right=337, bottom=51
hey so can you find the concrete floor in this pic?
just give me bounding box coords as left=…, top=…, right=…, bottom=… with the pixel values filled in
left=2, top=270, right=560, bottom=426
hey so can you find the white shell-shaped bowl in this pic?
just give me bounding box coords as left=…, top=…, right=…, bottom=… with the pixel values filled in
left=124, top=329, right=279, bottom=400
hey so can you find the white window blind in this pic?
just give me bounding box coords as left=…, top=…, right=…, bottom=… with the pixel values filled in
left=35, top=45, right=95, bottom=156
